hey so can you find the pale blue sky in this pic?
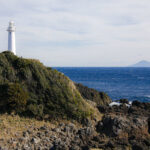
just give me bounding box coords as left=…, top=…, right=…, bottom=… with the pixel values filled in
left=0, top=0, right=150, bottom=66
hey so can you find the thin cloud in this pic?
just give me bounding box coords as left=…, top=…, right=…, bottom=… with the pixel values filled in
left=0, top=0, right=150, bottom=66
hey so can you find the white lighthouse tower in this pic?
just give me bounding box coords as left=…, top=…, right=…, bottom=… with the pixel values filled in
left=7, top=21, right=16, bottom=55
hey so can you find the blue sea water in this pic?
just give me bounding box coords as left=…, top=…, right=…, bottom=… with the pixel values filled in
left=55, top=67, right=150, bottom=102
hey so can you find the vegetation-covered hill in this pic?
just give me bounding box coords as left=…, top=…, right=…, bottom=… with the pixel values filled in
left=0, top=51, right=94, bottom=121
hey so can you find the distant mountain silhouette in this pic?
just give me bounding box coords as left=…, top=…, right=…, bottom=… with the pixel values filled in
left=130, top=60, right=150, bottom=67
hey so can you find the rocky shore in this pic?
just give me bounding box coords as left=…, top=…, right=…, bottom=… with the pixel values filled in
left=0, top=100, right=150, bottom=150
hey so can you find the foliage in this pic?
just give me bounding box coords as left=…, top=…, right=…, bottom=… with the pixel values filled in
left=0, top=82, right=28, bottom=113
left=0, top=51, right=93, bottom=121
left=75, top=83, right=112, bottom=106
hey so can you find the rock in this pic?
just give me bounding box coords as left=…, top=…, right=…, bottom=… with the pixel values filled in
left=81, top=146, right=90, bottom=150
left=26, top=129, right=32, bottom=135
left=64, top=123, right=76, bottom=133
left=148, top=117, right=150, bottom=134
left=59, top=123, right=65, bottom=128
left=69, top=145, right=81, bottom=150
left=119, top=99, right=129, bottom=104
left=23, top=131, right=29, bottom=137
left=78, top=127, right=95, bottom=138
left=49, top=143, right=54, bottom=149
left=106, top=141, right=115, bottom=148
left=36, top=132, right=45, bottom=138
left=50, top=135, right=57, bottom=140
left=132, top=101, right=142, bottom=107
left=53, top=138, right=69, bottom=150
left=53, top=138, right=61, bottom=146
left=22, top=144, right=30, bottom=150
left=81, top=118, right=92, bottom=127
left=40, top=126, right=47, bottom=131
left=31, top=137, right=40, bottom=144
left=143, top=139, right=150, bottom=146
left=18, top=137, right=27, bottom=143
left=53, top=128, right=61, bottom=133
left=68, top=123, right=76, bottom=132
left=132, top=144, right=144, bottom=150
left=85, top=127, right=94, bottom=135
left=97, top=105, right=108, bottom=113
left=97, top=115, right=148, bottom=137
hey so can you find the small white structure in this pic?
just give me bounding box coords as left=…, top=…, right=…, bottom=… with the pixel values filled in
left=109, top=102, right=121, bottom=107
left=7, top=21, right=16, bottom=55
left=109, top=101, right=132, bottom=107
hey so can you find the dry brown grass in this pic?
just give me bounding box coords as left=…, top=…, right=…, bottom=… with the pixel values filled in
left=0, top=113, right=84, bottom=141
left=0, top=114, right=55, bottom=140
left=86, top=100, right=103, bottom=121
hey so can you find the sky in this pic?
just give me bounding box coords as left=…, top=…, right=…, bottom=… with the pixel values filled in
left=0, top=0, right=150, bottom=67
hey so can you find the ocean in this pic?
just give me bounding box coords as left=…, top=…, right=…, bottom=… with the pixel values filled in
left=55, top=67, right=150, bottom=102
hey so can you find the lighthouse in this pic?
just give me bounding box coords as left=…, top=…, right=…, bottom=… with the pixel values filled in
left=7, top=21, right=16, bottom=55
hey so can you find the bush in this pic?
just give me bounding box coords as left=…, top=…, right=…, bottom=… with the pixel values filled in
left=75, top=83, right=112, bottom=106
left=0, top=83, right=28, bottom=113
left=27, top=104, right=43, bottom=117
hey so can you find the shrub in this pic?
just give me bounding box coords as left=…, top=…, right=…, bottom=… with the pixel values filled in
left=26, top=104, right=43, bottom=117
left=75, top=83, right=112, bottom=106
left=0, top=83, right=28, bottom=113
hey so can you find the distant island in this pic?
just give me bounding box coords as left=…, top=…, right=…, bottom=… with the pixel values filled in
left=130, top=60, right=150, bottom=67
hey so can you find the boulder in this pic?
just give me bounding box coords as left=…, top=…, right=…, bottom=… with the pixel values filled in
left=97, top=115, right=149, bottom=137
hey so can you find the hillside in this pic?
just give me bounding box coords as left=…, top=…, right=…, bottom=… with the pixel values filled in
left=130, top=60, right=150, bottom=67
left=0, top=51, right=96, bottom=121
left=75, top=83, right=111, bottom=106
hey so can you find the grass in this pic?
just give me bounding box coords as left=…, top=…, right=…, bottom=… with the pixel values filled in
left=0, top=113, right=83, bottom=141
left=0, top=114, right=54, bottom=140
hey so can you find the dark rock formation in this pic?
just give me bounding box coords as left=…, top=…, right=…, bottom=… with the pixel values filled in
left=118, top=98, right=129, bottom=104
left=97, top=101, right=150, bottom=149
left=97, top=115, right=148, bottom=137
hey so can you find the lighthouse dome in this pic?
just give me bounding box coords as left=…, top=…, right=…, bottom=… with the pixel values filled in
left=7, top=21, right=16, bottom=32
left=9, top=21, right=14, bottom=26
